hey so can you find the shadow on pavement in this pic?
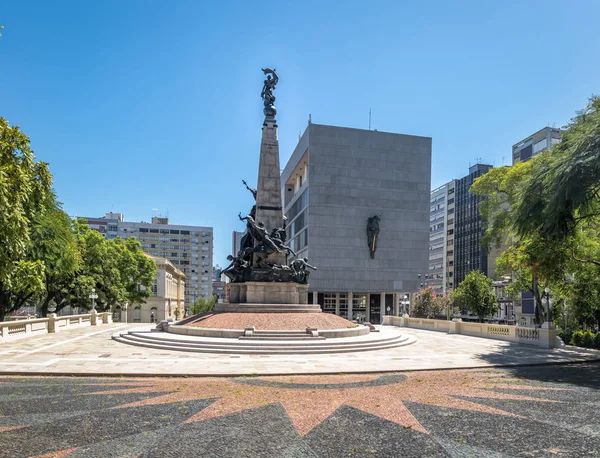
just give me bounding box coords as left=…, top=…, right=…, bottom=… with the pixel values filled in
left=473, top=342, right=600, bottom=389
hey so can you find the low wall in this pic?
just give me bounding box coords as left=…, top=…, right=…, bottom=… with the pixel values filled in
left=0, top=311, right=113, bottom=342
left=383, top=316, right=558, bottom=349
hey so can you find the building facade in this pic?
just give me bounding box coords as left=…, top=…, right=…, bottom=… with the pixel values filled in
left=114, top=255, right=185, bottom=323
left=81, top=214, right=213, bottom=307
left=512, top=127, right=561, bottom=165
left=232, top=231, right=244, bottom=257
left=281, top=123, right=431, bottom=323
left=454, top=164, right=495, bottom=287
left=428, top=181, right=455, bottom=295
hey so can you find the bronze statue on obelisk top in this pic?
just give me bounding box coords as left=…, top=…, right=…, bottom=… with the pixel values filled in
left=221, top=68, right=317, bottom=288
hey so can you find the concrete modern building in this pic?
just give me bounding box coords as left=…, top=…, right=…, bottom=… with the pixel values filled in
left=454, top=164, right=495, bottom=288
left=428, top=181, right=455, bottom=295
left=81, top=214, right=213, bottom=307
left=82, top=213, right=123, bottom=240
left=113, top=255, right=185, bottom=323
left=512, top=127, right=561, bottom=165
left=232, top=231, right=244, bottom=257
left=281, top=123, right=431, bottom=323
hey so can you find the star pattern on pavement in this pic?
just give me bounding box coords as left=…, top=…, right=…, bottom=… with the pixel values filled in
left=106, top=370, right=560, bottom=436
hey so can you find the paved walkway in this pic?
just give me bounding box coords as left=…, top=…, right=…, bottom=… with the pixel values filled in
left=1, top=363, right=600, bottom=457
left=1, top=324, right=599, bottom=376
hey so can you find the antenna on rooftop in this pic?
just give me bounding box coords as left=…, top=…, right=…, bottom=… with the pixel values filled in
left=369, top=108, right=372, bottom=130
left=308, top=114, right=312, bottom=124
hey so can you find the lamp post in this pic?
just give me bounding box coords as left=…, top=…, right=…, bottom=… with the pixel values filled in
left=542, top=287, right=554, bottom=329
left=123, top=301, right=128, bottom=324
left=89, top=288, right=98, bottom=311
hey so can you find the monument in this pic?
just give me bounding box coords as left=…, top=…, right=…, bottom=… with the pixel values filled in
left=216, top=68, right=319, bottom=310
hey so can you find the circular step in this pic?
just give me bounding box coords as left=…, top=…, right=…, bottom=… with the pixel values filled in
left=112, top=330, right=415, bottom=354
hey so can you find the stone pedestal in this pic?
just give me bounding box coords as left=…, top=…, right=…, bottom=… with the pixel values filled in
left=216, top=282, right=319, bottom=313
left=228, top=282, right=308, bottom=305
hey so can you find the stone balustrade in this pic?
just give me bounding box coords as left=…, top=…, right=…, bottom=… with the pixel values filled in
left=382, top=315, right=558, bottom=348
left=0, top=310, right=113, bottom=342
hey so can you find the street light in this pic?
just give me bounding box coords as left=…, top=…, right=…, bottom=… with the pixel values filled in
left=89, top=288, right=98, bottom=311
left=543, top=287, right=554, bottom=329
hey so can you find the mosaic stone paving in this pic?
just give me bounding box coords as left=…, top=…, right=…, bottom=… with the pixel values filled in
left=1, top=363, right=600, bottom=457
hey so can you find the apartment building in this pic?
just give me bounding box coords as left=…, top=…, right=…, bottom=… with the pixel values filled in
left=512, top=127, right=561, bottom=165
left=428, top=180, right=455, bottom=294
left=81, top=214, right=213, bottom=307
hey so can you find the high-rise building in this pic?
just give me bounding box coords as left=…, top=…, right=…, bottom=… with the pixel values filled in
left=428, top=180, right=455, bottom=294
left=454, top=164, right=495, bottom=287
left=232, top=231, right=244, bottom=256
left=281, top=123, right=431, bottom=323
left=80, top=214, right=213, bottom=307
left=512, top=127, right=561, bottom=165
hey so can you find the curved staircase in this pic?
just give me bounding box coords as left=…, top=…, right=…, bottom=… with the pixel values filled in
left=112, top=329, right=415, bottom=355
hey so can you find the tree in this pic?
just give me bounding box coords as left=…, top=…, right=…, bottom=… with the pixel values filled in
left=113, top=237, right=156, bottom=306
left=68, top=221, right=156, bottom=312
left=412, top=287, right=435, bottom=318
left=515, top=96, right=600, bottom=249
left=30, top=205, right=81, bottom=316
left=472, top=97, right=600, bottom=328
left=0, top=118, right=53, bottom=321
left=451, top=271, right=497, bottom=321
left=191, top=297, right=216, bottom=315
left=471, top=159, right=572, bottom=325
left=412, top=287, right=452, bottom=319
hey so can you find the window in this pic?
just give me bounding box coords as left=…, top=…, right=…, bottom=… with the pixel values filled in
left=170, top=230, right=180, bottom=234
left=533, top=138, right=548, bottom=154
left=149, top=229, right=159, bottom=233
left=447, top=198, right=454, bottom=205
left=139, top=228, right=148, bottom=233
left=181, top=230, right=190, bottom=235
left=448, top=208, right=454, bottom=214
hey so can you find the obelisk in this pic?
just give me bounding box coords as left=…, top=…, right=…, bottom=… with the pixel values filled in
left=254, top=68, right=286, bottom=266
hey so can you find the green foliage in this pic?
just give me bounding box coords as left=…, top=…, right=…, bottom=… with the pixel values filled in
left=571, top=330, right=584, bottom=347
left=471, top=104, right=600, bottom=328
left=68, top=221, right=156, bottom=312
left=0, top=118, right=53, bottom=321
left=412, top=287, right=452, bottom=319
left=451, top=271, right=497, bottom=321
left=190, top=297, right=216, bottom=315
left=515, top=96, right=600, bottom=243
left=0, top=118, right=155, bottom=321
left=570, top=329, right=600, bottom=349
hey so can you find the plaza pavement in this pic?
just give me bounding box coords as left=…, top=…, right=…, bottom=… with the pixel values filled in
left=1, top=363, right=600, bottom=457
left=0, top=323, right=599, bottom=376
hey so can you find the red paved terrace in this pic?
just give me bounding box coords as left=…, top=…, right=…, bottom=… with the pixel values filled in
left=186, top=312, right=357, bottom=330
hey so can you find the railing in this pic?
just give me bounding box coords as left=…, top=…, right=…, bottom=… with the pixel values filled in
left=382, top=316, right=557, bottom=348
left=0, top=311, right=113, bottom=342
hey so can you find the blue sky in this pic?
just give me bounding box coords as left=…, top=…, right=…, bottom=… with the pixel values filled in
left=1, top=0, right=599, bottom=264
